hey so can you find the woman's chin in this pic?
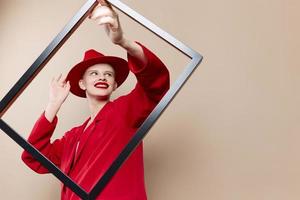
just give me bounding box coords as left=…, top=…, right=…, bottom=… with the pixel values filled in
left=86, top=92, right=111, bottom=101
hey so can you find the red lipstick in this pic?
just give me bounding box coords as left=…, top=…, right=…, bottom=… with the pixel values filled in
left=94, top=82, right=109, bottom=89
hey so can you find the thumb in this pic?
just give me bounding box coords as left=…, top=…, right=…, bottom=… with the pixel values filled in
left=65, top=81, right=71, bottom=91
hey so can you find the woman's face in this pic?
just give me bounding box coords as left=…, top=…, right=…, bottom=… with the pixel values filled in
left=79, top=63, right=118, bottom=100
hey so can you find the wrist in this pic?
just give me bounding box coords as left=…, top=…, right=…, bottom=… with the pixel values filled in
left=116, top=37, right=129, bottom=49
left=45, top=102, right=61, bottom=123
left=117, top=39, right=140, bottom=55
left=46, top=101, right=62, bottom=110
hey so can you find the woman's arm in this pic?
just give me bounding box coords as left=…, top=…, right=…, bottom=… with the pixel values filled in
left=90, top=1, right=170, bottom=129
left=89, top=0, right=147, bottom=66
left=21, top=113, right=66, bottom=173
left=21, top=74, right=70, bottom=173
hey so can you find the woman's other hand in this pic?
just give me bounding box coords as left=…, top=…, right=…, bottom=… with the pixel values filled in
left=45, top=74, right=70, bottom=122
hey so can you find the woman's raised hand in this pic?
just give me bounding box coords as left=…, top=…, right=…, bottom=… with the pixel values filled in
left=89, top=0, right=124, bottom=45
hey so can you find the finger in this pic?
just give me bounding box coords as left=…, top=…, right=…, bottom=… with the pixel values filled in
left=90, top=6, right=115, bottom=20
left=50, top=76, right=56, bottom=87
left=51, top=76, right=55, bottom=84
left=59, top=74, right=68, bottom=85
left=64, top=81, right=71, bottom=91
left=97, top=0, right=112, bottom=8
left=89, top=4, right=101, bottom=19
left=97, top=16, right=118, bottom=29
left=56, top=74, right=62, bottom=82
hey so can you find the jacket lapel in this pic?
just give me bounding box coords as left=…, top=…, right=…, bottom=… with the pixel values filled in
left=73, top=101, right=111, bottom=165
left=63, top=119, right=89, bottom=175
left=73, top=124, right=92, bottom=164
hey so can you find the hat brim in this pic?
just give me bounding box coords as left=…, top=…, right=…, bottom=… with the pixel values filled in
left=66, top=56, right=129, bottom=98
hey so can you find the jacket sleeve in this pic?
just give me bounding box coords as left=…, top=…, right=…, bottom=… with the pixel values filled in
left=21, top=112, right=66, bottom=174
left=115, top=42, right=170, bottom=128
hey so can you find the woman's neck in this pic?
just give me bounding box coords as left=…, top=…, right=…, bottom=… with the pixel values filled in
left=86, top=96, right=110, bottom=121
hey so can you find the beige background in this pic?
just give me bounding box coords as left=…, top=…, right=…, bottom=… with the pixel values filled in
left=0, top=0, right=299, bottom=199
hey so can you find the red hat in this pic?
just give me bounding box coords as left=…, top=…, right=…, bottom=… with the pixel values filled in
left=66, top=49, right=129, bottom=98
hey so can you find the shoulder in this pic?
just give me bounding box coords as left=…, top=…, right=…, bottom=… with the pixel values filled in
left=63, top=121, right=86, bottom=139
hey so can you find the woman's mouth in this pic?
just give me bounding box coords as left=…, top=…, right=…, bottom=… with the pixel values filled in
left=94, top=82, right=109, bottom=89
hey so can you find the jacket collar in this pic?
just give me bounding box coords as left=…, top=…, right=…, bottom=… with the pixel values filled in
left=82, top=100, right=112, bottom=125
left=93, top=100, right=112, bottom=123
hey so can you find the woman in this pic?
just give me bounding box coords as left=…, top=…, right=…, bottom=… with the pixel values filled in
left=21, top=1, right=170, bottom=199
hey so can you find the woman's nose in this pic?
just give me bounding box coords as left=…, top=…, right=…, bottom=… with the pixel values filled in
left=98, top=74, right=106, bottom=81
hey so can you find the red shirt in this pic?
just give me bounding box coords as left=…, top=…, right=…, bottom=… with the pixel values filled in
left=21, top=42, right=170, bottom=200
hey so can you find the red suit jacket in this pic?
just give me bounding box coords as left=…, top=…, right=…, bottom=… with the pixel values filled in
left=21, top=42, right=170, bottom=200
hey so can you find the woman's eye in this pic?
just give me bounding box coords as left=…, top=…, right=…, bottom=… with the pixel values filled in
left=90, top=71, right=98, bottom=75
